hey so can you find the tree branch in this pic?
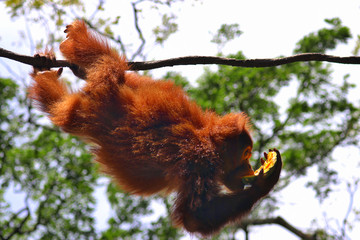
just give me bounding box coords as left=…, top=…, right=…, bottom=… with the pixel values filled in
left=0, top=47, right=74, bottom=69
left=5, top=207, right=31, bottom=240
left=1, top=47, right=360, bottom=72
left=129, top=53, right=360, bottom=70
left=130, top=1, right=146, bottom=60
left=240, top=216, right=317, bottom=240
left=340, top=179, right=359, bottom=238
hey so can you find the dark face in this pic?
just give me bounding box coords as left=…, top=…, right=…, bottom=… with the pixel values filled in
left=221, top=131, right=254, bottom=191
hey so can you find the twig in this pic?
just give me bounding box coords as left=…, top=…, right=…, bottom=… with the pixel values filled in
left=1, top=47, right=360, bottom=72
left=240, top=216, right=316, bottom=240
left=130, top=1, right=146, bottom=60
left=341, top=180, right=359, bottom=238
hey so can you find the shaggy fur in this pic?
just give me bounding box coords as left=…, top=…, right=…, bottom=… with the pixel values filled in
left=29, top=20, right=281, bottom=236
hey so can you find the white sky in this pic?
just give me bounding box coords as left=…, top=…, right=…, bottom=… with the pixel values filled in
left=1, top=0, right=360, bottom=239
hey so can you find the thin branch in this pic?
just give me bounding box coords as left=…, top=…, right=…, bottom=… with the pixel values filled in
left=89, top=0, right=105, bottom=20
left=130, top=1, right=146, bottom=60
left=17, top=181, right=58, bottom=236
left=5, top=207, right=31, bottom=240
left=295, top=112, right=356, bottom=175
left=341, top=180, right=359, bottom=238
left=2, top=47, right=360, bottom=72
left=240, top=216, right=316, bottom=240
left=1, top=207, right=29, bottom=232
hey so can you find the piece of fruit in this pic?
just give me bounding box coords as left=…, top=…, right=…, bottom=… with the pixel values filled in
left=242, top=150, right=277, bottom=184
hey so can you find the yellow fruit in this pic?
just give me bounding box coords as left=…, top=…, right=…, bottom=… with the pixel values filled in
left=254, top=151, right=277, bottom=175
left=242, top=151, right=277, bottom=184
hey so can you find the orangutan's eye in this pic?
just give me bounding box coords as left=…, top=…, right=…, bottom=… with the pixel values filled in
left=243, top=147, right=252, bottom=159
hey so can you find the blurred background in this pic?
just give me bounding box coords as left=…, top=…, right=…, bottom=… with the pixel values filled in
left=0, top=0, right=360, bottom=239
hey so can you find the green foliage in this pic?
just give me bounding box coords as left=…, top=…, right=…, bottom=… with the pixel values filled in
left=189, top=19, right=360, bottom=201
left=295, top=18, right=351, bottom=53
left=100, top=184, right=181, bottom=239
left=211, top=23, right=242, bottom=50
left=0, top=77, right=99, bottom=239
left=153, top=14, right=178, bottom=45
left=352, top=34, right=360, bottom=55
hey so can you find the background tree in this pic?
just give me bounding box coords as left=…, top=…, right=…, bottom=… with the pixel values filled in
left=189, top=18, right=360, bottom=239
left=1, top=1, right=360, bottom=239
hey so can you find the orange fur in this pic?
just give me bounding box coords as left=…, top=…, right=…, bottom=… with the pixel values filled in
left=29, top=20, right=281, bottom=236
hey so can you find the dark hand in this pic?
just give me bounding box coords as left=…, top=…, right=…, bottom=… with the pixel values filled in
left=33, top=50, right=56, bottom=73
left=252, top=148, right=282, bottom=195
